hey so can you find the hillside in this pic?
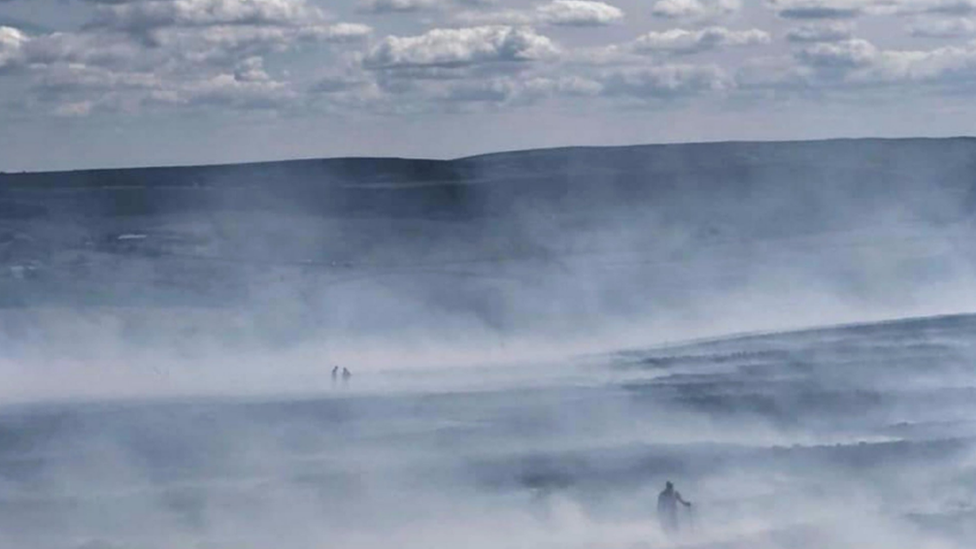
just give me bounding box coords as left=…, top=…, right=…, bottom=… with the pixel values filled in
left=1, top=138, right=975, bottom=340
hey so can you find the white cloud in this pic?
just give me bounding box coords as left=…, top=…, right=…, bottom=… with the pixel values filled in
left=633, top=27, right=771, bottom=55
left=54, top=101, right=96, bottom=117
left=455, top=1, right=624, bottom=27
left=898, top=0, right=976, bottom=15
left=0, top=1, right=372, bottom=118
left=441, top=74, right=602, bottom=103
left=357, top=0, right=442, bottom=14
left=908, top=18, right=976, bottom=37
left=81, top=0, right=371, bottom=67
left=537, top=1, right=624, bottom=26
left=795, top=38, right=877, bottom=67
left=170, top=22, right=371, bottom=53
left=90, top=0, right=326, bottom=34
left=862, top=44, right=976, bottom=84
left=600, top=64, right=731, bottom=98
left=785, top=22, right=855, bottom=42
left=767, top=0, right=869, bottom=19
left=771, top=37, right=976, bottom=90
left=364, top=26, right=559, bottom=69
left=651, top=0, right=741, bottom=19
left=0, top=25, right=27, bottom=70
left=22, top=31, right=144, bottom=68
left=31, top=58, right=297, bottom=115
left=453, top=10, right=536, bottom=25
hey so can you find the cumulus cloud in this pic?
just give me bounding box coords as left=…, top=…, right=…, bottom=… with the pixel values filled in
left=651, top=0, right=741, bottom=19
left=89, top=0, right=326, bottom=34
left=779, top=36, right=976, bottom=89
left=864, top=44, right=976, bottom=84
left=795, top=37, right=877, bottom=67
left=32, top=58, right=296, bottom=115
left=441, top=74, right=602, bottom=103
left=85, top=0, right=371, bottom=54
left=601, top=64, right=731, bottom=98
left=455, top=1, right=624, bottom=27
left=536, top=0, right=624, bottom=26
left=767, top=0, right=867, bottom=19
left=357, top=0, right=442, bottom=14
left=453, top=9, right=536, bottom=25
left=908, top=17, right=976, bottom=37
left=633, top=27, right=771, bottom=55
left=161, top=21, right=370, bottom=57
left=785, top=22, right=855, bottom=42
left=363, top=26, right=559, bottom=70
left=0, top=25, right=27, bottom=70
left=900, top=0, right=976, bottom=15
left=0, top=0, right=372, bottom=118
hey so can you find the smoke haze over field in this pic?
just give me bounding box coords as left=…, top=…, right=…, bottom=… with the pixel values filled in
left=1, top=138, right=976, bottom=548
left=3, top=138, right=976, bottom=399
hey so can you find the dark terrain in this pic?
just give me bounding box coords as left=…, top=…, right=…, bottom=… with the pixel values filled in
left=2, top=138, right=976, bottom=547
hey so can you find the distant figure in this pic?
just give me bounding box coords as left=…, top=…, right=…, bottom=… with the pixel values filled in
left=331, top=366, right=339, bottom=385
left=657, top=481, right=692, bottom=535
left=342, top=367, right=352, bottom=385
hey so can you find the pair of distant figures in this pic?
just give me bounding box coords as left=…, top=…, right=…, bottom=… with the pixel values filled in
left=331, top=366, right=352, bottom=386
left=657, top=481, right=693, bottom=536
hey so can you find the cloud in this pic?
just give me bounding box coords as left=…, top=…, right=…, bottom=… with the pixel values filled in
left=311, top=72, right=374, bottom=93
left=0, top=1, right=372, bottom=118
left=651, top=0, right=742, bottom=19
left=168, top=22, right=371, bottom=55
left=600, top=64, right=731, bottom=98
left=765, top=36, right=976, bottom=90
left=363, top=26, right=559, bottom=70
left=633, top=27, right=771, bottom=55
left=902, top=0, right=976, bottom=15
left=768, top=0, right=867, bottom=19
left=89, top=0, right=326, bottom=34
left=357, top=0, right=442, bottom=14
left=455, top=1, right=624, bottom=27
left=795, top=38, right=877, bottom=67
left=454, top=10, right=536, bottom=25
left=785, top=22, right=855, bottom=42
left=861, top=44, right=976, bottom=84
left=440, top=74, right=602, bottom=103
left=536, top=1, right=625, bottom=26
left=0, top=25, right=27, bottom=70
left=84, top=0, right=370, bottom=60
left=908, top=17, right=976, bottom=37
left=30, top=58, right=297, bottom=115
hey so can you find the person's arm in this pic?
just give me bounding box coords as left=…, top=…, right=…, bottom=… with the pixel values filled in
left=676, top=492, right=692, bottom=507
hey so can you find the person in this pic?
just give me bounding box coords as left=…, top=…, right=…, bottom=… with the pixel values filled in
left=342, top=367, right=352, bottom=385
left=657, top=481, right=692, bottom=535
left=331, top=366, right=339, bottom=384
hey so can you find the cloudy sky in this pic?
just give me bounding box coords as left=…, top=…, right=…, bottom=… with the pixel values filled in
left=1, top=0, right=976, bottom=171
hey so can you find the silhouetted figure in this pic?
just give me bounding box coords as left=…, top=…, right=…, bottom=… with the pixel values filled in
left=331, top=366, right=339, bottom=385
left=342, top=367, right=351, bottom=386
left=657, top=481, right=692, bottom=535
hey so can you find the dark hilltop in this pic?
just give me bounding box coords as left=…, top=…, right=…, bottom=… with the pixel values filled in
left=2, top=137, right=976, bottom=338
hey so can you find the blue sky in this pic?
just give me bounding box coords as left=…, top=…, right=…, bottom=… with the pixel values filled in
left=1, top=0, right=976, bottom=171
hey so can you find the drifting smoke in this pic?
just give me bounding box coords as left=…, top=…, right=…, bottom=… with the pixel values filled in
left=0, top=138, right=975, bottom=548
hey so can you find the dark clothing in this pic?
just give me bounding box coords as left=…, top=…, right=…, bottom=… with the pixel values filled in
left=657, top=487, right=690, bottom=534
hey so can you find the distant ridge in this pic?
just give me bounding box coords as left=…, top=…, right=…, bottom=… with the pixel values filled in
left=0, top=135, right=973, bottom=177
left=2, top=136, right=976, bottom=309
left=639, top=311, right=976, bottom=357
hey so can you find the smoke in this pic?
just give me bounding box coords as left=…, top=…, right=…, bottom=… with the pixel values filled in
left=1, top=139, right=976, bottom=547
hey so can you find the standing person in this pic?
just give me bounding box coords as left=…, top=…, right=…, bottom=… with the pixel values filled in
left=657, top=481, right=692, bottom=535
left=342, top=367, right=351, bottom=386
left=331, top=366, right=339, bottom=385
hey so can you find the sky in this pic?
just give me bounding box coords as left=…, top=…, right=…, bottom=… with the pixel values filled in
left=1, top=0, right=976, bottom=171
